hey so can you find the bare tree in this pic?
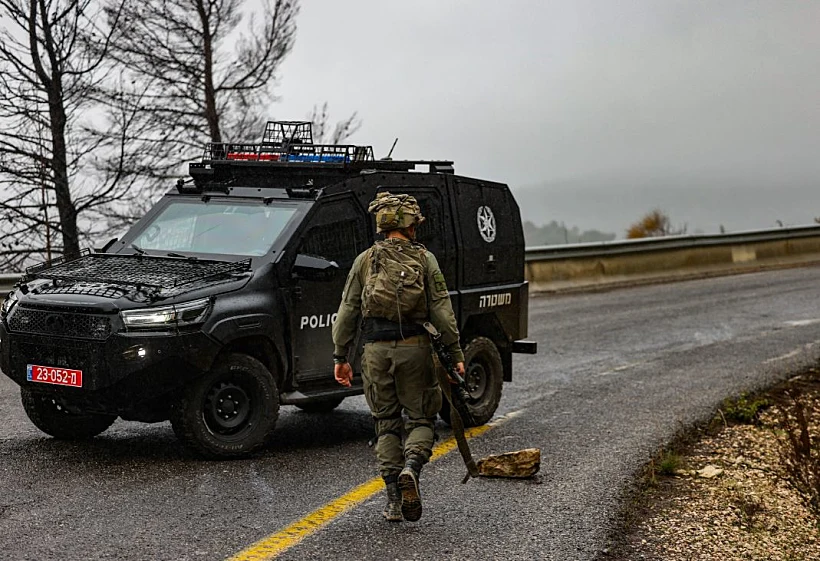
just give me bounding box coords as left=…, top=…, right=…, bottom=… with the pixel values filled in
left=0, top=0, right=363, bottom=270
left=0, top=0, right=126, bottom=270
left=84, top=0, right=299, bottom=227
left=309, top=102, right=361, bottom=145
left=104, top=0, right=298, bottom=147
left=96, top=0, right=360, bottom=228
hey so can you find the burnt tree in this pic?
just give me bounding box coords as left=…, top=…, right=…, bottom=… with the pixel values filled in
left=105, top=0, right=298, bottom=148
left=98, top=0, right=359, bottom=227
left=0, top=0, right=124, bottom=269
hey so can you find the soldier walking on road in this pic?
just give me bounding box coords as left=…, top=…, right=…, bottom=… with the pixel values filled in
left=332, top=192, right=465, bottom=522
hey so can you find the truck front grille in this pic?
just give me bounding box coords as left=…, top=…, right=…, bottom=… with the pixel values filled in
left=8, top=307, right=112, bottom=340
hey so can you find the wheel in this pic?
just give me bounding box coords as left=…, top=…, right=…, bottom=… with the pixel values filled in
left=439, top=337, right=503, bottom=427
left=295, top=397, right=344, bottom=413
left=170, top=353, right=279, bottom=459
left=21, top=389, right=116, bottom=440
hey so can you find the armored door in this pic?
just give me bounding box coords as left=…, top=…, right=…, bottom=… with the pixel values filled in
left=289, top=195, right=369, bottom=383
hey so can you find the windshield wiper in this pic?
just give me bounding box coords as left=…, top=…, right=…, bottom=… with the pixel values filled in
left=131, top=243, right=146, bottom=256
left=167, top=252, right=198, bottom=260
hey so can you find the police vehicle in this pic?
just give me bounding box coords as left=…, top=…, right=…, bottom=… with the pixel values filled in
left=0, top=121, right=536, bottom=458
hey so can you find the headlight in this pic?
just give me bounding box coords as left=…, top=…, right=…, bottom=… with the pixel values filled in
left=1, top=290, right=18, bottom=320
left=121, top=298, right=211, bottom=330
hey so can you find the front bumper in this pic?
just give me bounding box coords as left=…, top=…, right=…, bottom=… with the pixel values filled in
left=0, top=321, right=220, bottom=414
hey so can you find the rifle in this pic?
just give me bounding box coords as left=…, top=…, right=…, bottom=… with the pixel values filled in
left=422, top=322, right=479, bottom=482
left=427, top=332, right=477, bottom=426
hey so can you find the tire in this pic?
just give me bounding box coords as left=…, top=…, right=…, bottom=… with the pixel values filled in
left=440, top=337, right=503, bottom=427
left=21, top=388, right=116, bottom=440
left=295, top=397, right=344, bottom=413
left=170, top=353, right=279, bottom=459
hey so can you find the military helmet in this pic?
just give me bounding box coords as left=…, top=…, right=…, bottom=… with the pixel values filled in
left=368, top=192, right=425, bottom=233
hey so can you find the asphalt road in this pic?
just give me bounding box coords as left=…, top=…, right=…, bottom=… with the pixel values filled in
left=3, top=267, right=820, bottom=561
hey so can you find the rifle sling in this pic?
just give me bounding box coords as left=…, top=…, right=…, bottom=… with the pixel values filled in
left=421, top=322, right=479, bottom=482
left=434, top=351, right=480, bottom=483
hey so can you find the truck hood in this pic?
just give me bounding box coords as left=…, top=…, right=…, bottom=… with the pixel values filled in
left=18, top=252, right=253, bottom=311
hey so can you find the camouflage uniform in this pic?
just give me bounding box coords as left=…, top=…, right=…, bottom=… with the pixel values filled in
left=332, top=193, right=463, bottom=521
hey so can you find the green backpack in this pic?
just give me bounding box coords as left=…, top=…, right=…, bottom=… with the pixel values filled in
left=362, top=240, right=428, bottom=323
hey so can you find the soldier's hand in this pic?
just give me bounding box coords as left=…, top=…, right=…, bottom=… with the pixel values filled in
left=455, top=362, right=465, bottom=376
left=334, top=362, right=353, bottom=387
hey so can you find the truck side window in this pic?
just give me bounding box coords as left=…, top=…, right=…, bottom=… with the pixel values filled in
left=413, top=195, right=442, bottom=246
left=299, top=200, right=367, bottom=267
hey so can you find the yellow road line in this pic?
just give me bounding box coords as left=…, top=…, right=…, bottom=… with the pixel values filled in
left=227, top=424, right=494, bottom=561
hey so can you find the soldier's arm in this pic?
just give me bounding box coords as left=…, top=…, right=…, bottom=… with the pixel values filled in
left=332, top=251, right=366, bottom=358
left=425, top=252, right=465, bottom=364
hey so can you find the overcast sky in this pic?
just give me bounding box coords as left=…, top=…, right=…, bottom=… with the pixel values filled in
left=270, top=1, right=820, bottom=234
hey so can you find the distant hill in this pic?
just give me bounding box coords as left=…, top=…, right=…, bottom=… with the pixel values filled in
left=524, top=220, right=615, bottom=247
left=512, top=172, right=820, bottom=238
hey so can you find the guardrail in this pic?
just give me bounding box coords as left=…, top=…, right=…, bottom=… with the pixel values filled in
left=524, top=224, right=820, bottom=292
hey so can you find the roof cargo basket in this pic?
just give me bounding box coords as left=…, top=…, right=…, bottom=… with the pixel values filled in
left=262, top=121, right=314, bottom=146
left=201, top=120, right=375, bottom=165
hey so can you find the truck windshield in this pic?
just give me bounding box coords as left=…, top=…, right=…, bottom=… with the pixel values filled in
left=131, top=201, right=298, bottom=256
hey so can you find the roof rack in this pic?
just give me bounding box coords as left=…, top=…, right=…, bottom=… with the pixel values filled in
left=202, top=120, right=375, bottom=165
left=191, top=120, right=456, bottom=178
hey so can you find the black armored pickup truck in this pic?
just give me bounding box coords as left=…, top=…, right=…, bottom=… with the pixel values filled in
left=0, top=120, right=536, bottom=458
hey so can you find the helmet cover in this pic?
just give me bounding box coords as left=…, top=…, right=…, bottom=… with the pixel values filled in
left=368, top=191, right=425, bottom=233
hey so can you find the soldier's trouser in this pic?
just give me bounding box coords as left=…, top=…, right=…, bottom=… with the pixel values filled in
left=362, top=335, right=443, bottom=478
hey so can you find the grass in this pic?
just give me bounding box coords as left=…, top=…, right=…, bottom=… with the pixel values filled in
left=720, top=392, right=771, bottom=425
left=657, top=452, right=683, bottom=476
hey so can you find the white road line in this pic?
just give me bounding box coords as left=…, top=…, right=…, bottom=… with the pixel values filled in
left=597, top=361, right=645, bottom=377
left=764, top=349, right=802, bottom=364
left=785, top=319, right=820, bottom=327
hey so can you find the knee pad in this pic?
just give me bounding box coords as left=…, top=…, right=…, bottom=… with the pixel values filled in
left=373, top=412, right=403, bottom=440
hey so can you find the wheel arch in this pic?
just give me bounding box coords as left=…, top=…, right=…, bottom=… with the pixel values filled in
left=460, top=312, right=512, bottom=382
left=217, top=335, right=285, bottom=389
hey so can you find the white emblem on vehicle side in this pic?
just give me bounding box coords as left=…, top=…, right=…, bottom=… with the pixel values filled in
left=477, top=206, right=496, bottom=243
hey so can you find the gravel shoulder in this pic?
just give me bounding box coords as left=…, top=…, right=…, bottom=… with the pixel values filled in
left=610, top=367, right=820, bottom=560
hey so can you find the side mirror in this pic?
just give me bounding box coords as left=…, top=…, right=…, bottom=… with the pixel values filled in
left=98, top=238, right=118, bottom=253
left=292, top=254, right=339, bottom=281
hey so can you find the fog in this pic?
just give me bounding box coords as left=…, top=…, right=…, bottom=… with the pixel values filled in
left=271, top=1, right=820, bottom=235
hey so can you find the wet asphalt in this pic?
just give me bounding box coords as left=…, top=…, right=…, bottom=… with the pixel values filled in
left=3, top=266, right=820, bottom=561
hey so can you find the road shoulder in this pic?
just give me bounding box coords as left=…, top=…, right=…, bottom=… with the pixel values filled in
left=606, top=367, right=820, bottom=560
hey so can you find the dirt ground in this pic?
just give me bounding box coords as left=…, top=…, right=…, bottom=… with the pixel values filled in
left=610, top=369, right=820, bottom=561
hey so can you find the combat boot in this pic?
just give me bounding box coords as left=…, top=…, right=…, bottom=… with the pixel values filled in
left=382, top=475, right=403, bottom=522
left=398, top=455, right=424, bottom=521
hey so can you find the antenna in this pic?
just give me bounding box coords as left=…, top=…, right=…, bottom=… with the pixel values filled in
left=383, top=138, right=398, bottom=160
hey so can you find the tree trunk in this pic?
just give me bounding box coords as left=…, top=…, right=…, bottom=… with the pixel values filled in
left=48, top=104, right=80, bottom=259
left=196, top=0, right=221, bottom=143
left=31, top=0, right=80, bottom=259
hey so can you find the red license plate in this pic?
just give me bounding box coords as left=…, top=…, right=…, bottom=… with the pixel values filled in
left=27, top=364, right=83, bottom=388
